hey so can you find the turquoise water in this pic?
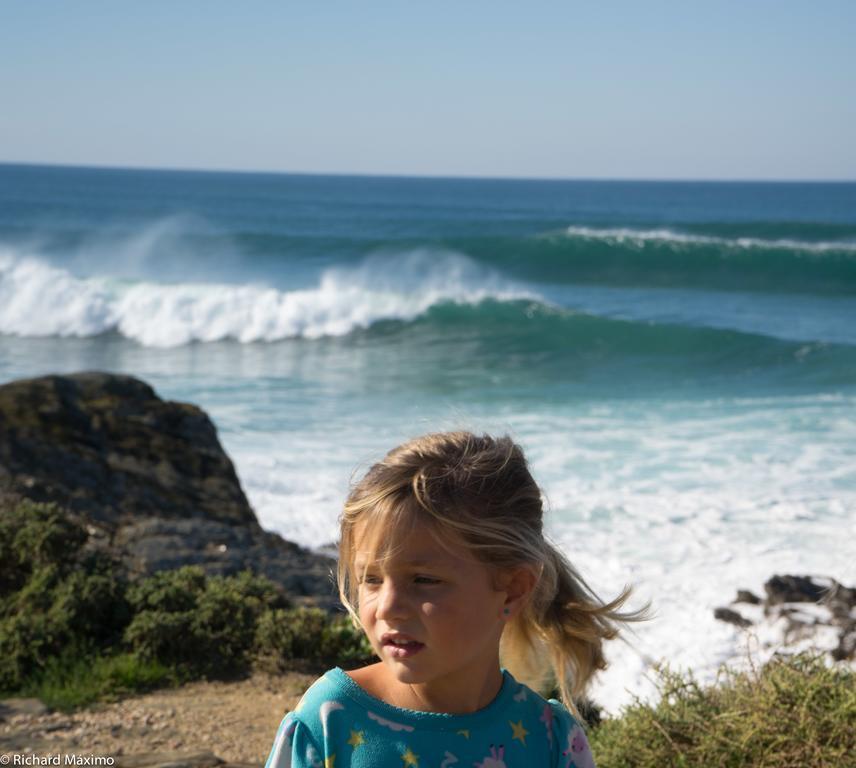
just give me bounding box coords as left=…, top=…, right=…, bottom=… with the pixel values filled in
left=1, top=164, right=854, bottom=709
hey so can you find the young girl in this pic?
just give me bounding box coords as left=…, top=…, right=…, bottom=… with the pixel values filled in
left=265, top=431, right=641, bottom=768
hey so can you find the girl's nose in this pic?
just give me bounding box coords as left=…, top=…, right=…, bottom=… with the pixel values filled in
left=375, top=579, right=410, bottom=620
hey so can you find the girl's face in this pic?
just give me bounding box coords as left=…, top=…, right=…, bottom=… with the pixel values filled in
left=354, top=517, right=509, bottom=708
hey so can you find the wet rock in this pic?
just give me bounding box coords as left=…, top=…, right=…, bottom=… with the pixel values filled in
left=825, top=581, right=856, bottom=620
left=734, top=589, right=761, bottom=605
left=764, top=575, right=829, bottom=605
left=715, top=573, right=856, bottom=662
left=714, top=607, right=753, bottom=628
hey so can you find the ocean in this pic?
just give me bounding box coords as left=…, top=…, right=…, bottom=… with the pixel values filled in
left=1, top=163, right=854, bottom=711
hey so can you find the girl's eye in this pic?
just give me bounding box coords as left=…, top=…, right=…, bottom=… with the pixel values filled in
left=358, top=575, right=440, bottom=585
left=414, top=576, right=441, bottom=585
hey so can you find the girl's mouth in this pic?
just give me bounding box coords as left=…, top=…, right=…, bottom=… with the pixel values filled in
left=382, top=639, right=425, bottom=658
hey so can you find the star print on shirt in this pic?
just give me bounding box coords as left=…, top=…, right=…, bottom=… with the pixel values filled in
left=509, top=719, right=529, bottom=746
left=456, top=730, right=470, bottom=739
left=347, top=730, right=365, bottom=748
left=325, top=756, right=336, bottom=768
left=401, top=747, right=419, bottom=766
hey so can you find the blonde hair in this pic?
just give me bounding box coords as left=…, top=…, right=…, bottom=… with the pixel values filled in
left=337, top=431, right=646, bottom=715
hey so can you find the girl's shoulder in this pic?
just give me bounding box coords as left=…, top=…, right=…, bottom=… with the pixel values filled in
left=264, top=667, right=358, bottom=767
left=504, top=675, right=568, bottom=720
left=506, top=680, right=595, bottom=768
left=288, top=667, right=355, bottom=725
left=543, top=698, right=595, bottom=768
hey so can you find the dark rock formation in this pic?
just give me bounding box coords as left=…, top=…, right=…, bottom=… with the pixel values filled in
left=714, top=607, right=752, bottom=628
left=734, top=589, right=761, bottom=605
left=764, top=575, right=828, bottom=606
left=714, top=574, right=856, bottom=663
left=0, top=372, right=336, bottom=606
left=115, top=518, right=334, bottom=598
left=0, top=372, right=254, bottom=527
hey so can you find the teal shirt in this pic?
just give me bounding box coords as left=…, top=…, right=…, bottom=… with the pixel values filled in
left=265, top=667, right=595, bottom=768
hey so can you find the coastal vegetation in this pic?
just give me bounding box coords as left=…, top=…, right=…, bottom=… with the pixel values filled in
left=0, top=500, right=374, bottom=709
left=589, top=653, right=854, bottom=767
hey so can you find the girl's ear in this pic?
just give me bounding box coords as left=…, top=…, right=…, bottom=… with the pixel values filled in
left=498, top=564, right=539, bottom=615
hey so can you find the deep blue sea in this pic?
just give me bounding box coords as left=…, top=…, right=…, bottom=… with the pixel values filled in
left=1, top=164, right=854, bottom=708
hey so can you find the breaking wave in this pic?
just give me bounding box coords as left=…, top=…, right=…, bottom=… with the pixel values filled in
left=0, top=247, right=534, bottom=347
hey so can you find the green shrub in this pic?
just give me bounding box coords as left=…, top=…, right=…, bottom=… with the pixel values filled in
left=127, top=563, right=206, bottom=614
left=0, top=501, right=128, bottom=690
left=125, top=566, right=286, bottom=675
left=255, top=607, right=376, bottom=672
left=589, top=653, right=855, bottom=768
left=0, top=500, right=386, bottom=707
left=0, top=500, right=86, bottom=596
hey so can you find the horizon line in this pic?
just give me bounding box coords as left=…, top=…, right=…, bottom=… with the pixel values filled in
left=2, top=159, right=855, bottom=185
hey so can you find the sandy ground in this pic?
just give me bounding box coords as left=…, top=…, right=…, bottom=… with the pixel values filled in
left=0, top=672, right=316, bottom=766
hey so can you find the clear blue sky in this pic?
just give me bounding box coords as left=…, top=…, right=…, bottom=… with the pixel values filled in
left=2, top=1, right=855, bottom=180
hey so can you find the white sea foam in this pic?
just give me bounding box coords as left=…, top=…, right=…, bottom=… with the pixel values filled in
left=0, top=250, right=115, bottom=336
left=0, top=247, right=534, bottom=347
left=518, top=401, right=856, bottom=712
left=563, top=225, right=856, bottom=254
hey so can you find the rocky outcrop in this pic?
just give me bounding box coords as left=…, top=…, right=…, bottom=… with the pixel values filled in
left=114, top=518, right=334, bottom=598
left=714, top=574, right=856, bottom=662
left=0, top=372, right=336, bottom=606
left=0, top=372, right=255, bottom=527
